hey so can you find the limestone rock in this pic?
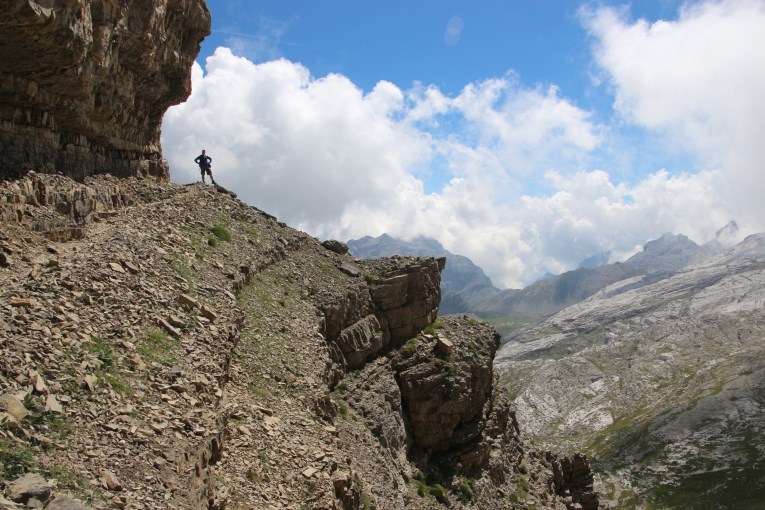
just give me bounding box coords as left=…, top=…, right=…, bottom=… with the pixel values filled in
left=0, top=0, right=211, bottom=180
left=46, top=496, right=97, bottom=510
left=394, top=317, right=498, bottom=454
left=5, top=473, right=51, bottom=504
left=322, top=239, right=349, bottom=254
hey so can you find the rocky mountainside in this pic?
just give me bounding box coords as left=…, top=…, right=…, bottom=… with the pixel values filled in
left=348, top=232, right=734, bottom=341
left=347, top=235, right=500, bottom=315
left=495, top=234, right=765, bottom=508
left=0, top=0, right=210, bottom=181
left=472, top=231, right=732, bottom=322
left=0, top=173, right=606, bottom=510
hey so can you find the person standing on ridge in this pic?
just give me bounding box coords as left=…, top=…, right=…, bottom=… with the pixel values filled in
left=194, top=149, right=215, bottom=184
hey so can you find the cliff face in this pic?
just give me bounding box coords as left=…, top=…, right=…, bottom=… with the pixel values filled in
left=0, top=0, right=211, bottom=181
left=0, top=174, right=604, bottom=510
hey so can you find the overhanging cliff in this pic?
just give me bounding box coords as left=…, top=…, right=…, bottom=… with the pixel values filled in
left=0, top=0, right=211, bottom=181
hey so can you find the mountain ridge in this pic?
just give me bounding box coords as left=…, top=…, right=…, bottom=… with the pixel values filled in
left=494, top=232, right=765, bottom=508
left=0, top=174, right=606, bottom=509
left=348, top=229, right=738, bottom=338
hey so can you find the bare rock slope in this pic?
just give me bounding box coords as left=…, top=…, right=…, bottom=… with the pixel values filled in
left=0, top=0, right=210, bottom=180
left=1, top=174, right=604, bottom=509
left=496, top=235, right=765, bottom=508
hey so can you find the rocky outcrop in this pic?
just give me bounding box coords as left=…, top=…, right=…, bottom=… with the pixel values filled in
left=362, top=256, right=444, bottom=346
left=0, top=171, right=139, bottom=243
left=394, top=319, right=498, bottom=457
left=1, top=174, right=605, bottom=510
left=0, top=0, right=211, bottom=181
left=552, top=453, right=600, bottom=510
left=319, top=256, right=443, bottom=372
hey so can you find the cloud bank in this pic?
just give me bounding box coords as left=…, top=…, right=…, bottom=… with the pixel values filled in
left=162, top=0, right=762, bottom=289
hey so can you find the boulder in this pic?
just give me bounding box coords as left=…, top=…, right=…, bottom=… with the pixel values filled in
left=322, top=239, right=349, bottom=254
left=5, top=473, right=51, bottom=504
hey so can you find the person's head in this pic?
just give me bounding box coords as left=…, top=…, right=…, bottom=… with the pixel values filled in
left=201, top=149, right=206, bottom=154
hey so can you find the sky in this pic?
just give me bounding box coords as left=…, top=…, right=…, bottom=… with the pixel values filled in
left=161, top=0, right=765, bottom=289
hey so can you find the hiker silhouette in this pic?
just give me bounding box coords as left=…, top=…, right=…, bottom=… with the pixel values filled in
left=194, top=149, right=216, bottom=185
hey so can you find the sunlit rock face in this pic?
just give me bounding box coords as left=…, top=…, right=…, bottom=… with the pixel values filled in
left=0, top=0, right=211, bottom=181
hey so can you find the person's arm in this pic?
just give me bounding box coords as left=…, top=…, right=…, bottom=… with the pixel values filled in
left=194, top=155, right=201, bottom=164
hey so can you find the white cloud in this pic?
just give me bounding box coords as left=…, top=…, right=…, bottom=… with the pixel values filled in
left=583, top=0, right=765, bottom=231
left=162, top=4, right=758, bottom=289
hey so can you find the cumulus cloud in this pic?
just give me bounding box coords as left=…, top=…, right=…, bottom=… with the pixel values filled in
left=582, top=0, right=765, bottom=231
left=162, top=0, right=760, bottom=289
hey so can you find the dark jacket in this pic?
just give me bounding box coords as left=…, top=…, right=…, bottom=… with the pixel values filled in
left=195, top=153, right=212, bottom=168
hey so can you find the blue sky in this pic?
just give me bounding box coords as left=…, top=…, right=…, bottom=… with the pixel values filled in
left=162, top=0, right=765, bottom=288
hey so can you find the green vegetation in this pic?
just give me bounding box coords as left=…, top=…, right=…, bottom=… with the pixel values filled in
left=44, top=465, right=83, bottom=490
left=0, top=438, right=35, bottom=478
left=210, top=225, right=231, bottom=242
left=139, top=329, right=179, bottom=366
left=85, top=337, right=135, bottom=396
left=170, top=253, right=195, bottom=290
left=429, top=483, right=449, bottom=504
left=439, top=361, right=459, bottom=376
left=85, top=336, right=114, bottom=368
left=457, top=477, right=477, bottom=503
left=413, top=470, right=451, bottom=505
left=361, top=494, right=373, bottom=510
left=244, top=226, right=259, bottom=241
left=423, top=319, right=445, bottom=336
left=402, top=338, right=418, bottom=358
left=20, top=394, right=71, bottom=440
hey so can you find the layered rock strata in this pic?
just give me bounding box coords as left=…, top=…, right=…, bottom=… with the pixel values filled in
left=0, top=0, right=211, bottom=181
left=0, top=174, right=604, bottom=509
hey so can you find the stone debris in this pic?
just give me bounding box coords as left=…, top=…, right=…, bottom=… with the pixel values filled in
left=0, top=173, right=604, bottom=510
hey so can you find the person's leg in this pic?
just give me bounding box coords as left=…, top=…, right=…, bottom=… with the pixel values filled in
left=200, top=167, right=206, bottom=183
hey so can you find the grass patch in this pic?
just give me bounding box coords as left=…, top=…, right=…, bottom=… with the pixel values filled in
left=139, top=329, right=179, bottom=366
left=244, top=226, right=259, bottom=241
left=457, top=477, right=477, bottom=503
left=402, top=338, right=418, bottom=358
left=170, top=254, right=195, bottom=290
left=439, top=362, right=459, bottom=376
left=210, top=225, right=231, bottom=242
left=20, top=395, right=71, bottom=440
left=45, top=465, right=82, bottom=489
left=84, top=337, right=135, bottom=395
left=0, top=439, right=35, bottom=478
left=413, top=470, right=451, bottom=505
left=423, top=320, right=445, bottom=336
